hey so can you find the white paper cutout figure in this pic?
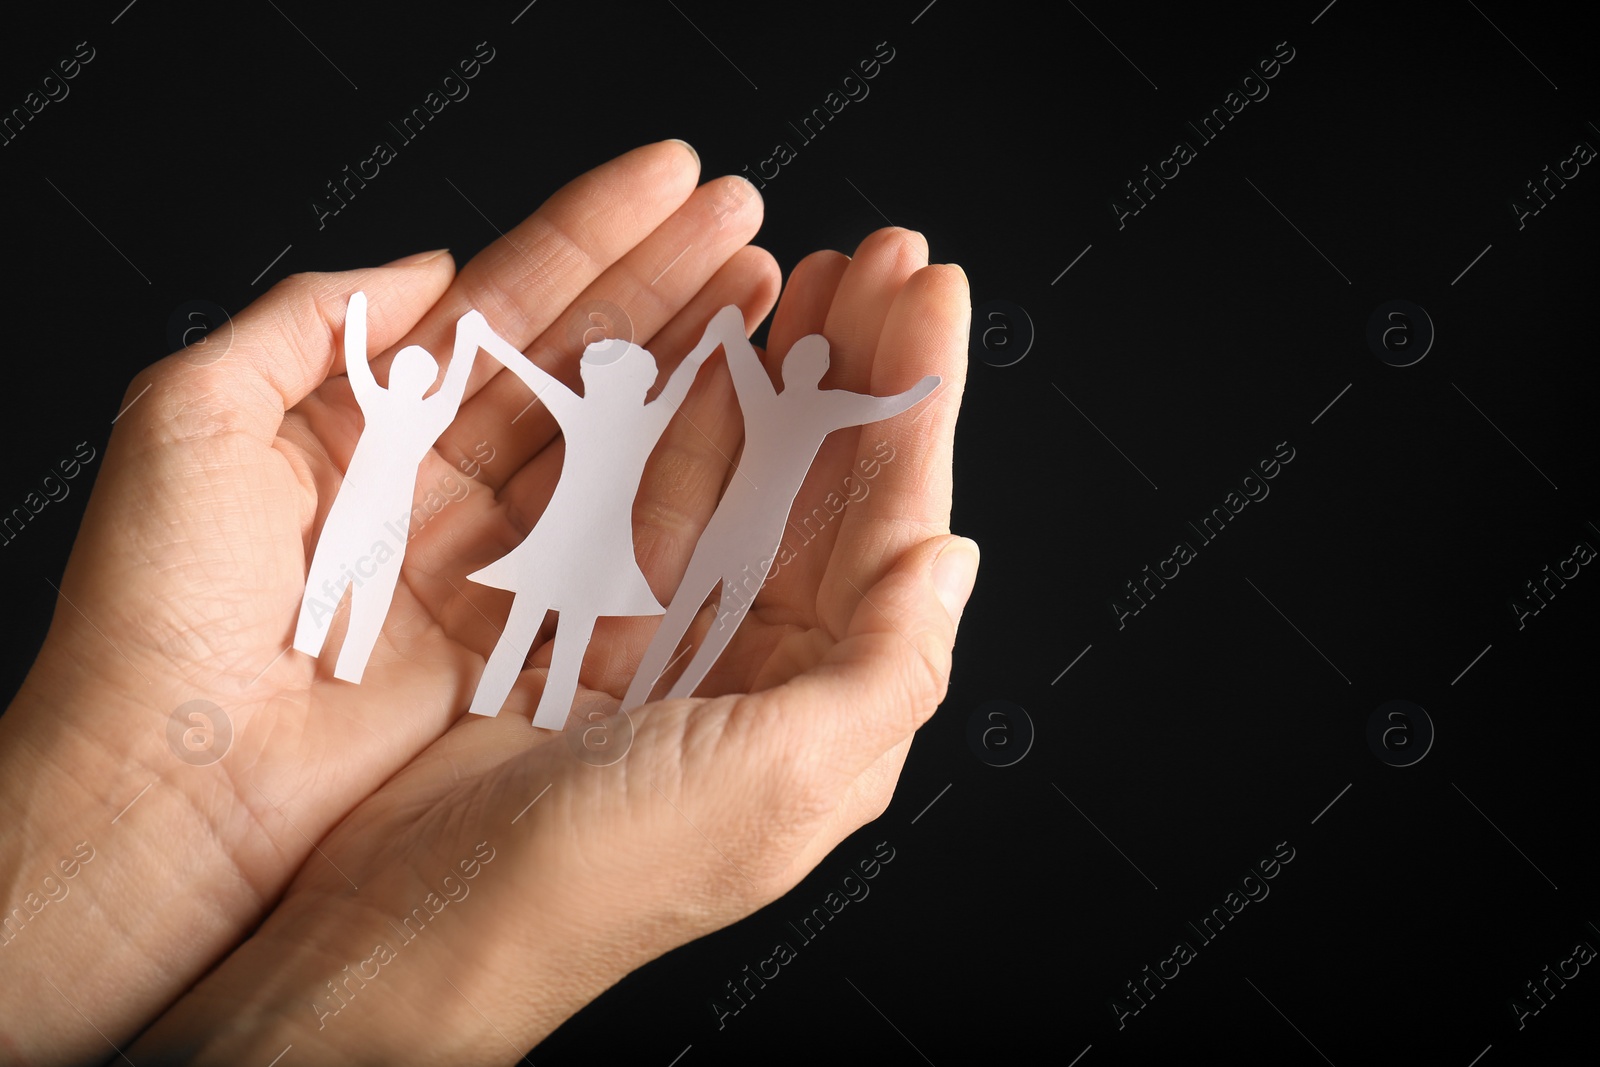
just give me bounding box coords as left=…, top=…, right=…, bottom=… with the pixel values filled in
left=293, top=291, right=477, bottom=682
left=621, top=332, right=939, bottom=712
left=461, top=305, right=750, bottom=729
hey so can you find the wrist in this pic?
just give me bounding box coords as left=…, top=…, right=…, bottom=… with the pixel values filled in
left=0, top=660, right=264, bottom=1063
left=128, top=865, right=581, bottom=1064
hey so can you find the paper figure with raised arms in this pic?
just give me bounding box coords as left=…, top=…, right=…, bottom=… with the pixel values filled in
left=293, top=291, right=477, bottom=682
left=621, top=330, right=939, bottom=712
left=461, top=305, right=750, bottom=729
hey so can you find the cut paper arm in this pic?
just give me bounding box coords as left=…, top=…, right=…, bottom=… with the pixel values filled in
left=419, top=317, right=480, bottom=434
left=649, top=304, right=750, bottom=415
left=826, top=374, right=940, bottom=431
left=721, top=310, right=777, bottom=413
left=457, top=311, right=580, bottom=424
left=622, top=334, right=941, bottom=713
left=342, top=291, right=378, bottom=407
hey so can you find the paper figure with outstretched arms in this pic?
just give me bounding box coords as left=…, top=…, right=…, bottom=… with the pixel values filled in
left=461, top=305, right=750, bottom=729
left=293, top=291, right=477, bottom=682
left=621, top=331, right=939, bottom=712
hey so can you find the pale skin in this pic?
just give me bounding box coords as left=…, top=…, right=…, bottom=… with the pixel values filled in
left=0, top=141, right=975, bottom=1063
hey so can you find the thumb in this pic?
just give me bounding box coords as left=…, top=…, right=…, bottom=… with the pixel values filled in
left=118, top=249, right=455, bottom=445
left=780, top=533, right=980, bottom=771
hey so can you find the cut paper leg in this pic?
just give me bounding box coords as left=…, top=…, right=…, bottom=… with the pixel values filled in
left=662, top=579, right=753, bottom=703
left=293, top=566, right=352, bottom=659
left=469, top=595, right=549, bottom=719
left=333, top=552, right=405, bottom=683
left=622, top=559, right=723, bottom=712
left=532, top=614, right=597, bottom=730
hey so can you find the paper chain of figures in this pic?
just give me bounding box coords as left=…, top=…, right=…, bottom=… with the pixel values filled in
left=293, top=292, right=939, bottom=730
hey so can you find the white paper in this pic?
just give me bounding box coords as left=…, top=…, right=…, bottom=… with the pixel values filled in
left=293, top=291, right=476, bottom=682
left=461, top=306, right=749, bottom=729
left=621, top=329, right=938, bottom=711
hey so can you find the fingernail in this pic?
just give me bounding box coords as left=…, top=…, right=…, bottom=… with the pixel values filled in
left=933, top=537, right=980, bottom=627
left=724, top=174, right=762, bottom=214
left=902, top=229, right=930, bottom=262
left=668, top=138, right=700, bottom=168
left=384, top=248, right=450, bottom=267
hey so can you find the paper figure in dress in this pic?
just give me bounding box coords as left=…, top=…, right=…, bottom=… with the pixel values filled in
left=621, top=331, right=939, bottom=712
left=460, top=305, right=751, bottom=730
left=293, top=291, right=477, bottom=682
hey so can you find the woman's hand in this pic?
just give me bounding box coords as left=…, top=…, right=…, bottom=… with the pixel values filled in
left=0, top=139, right=776, bottom=1061
left=127, top=223, right=973, bottom=1063
left=0, top=138, right=972, bottom=1064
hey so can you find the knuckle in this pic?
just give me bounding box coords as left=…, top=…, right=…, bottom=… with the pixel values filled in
left=269, top=271, right=332, bottom=328
left=115, top=360, right=238, bottom=444
left=884, top=628, right=951, bottom=735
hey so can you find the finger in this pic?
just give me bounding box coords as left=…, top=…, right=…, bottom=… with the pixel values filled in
left=764, top=249, right=850, bottom=371
left=805, top=736, right=912, bottom=867
left=774, top=534, right=978, bottom=778
left=388, top=138, right=699, bottom=367
left=650, top=538, right=975, bottom=897
left=760, top=229, right=928, bottom=613
left=441, top=173, right=765, bottom=493
left=301, top=138, right=698, bottom=462
left=119, top=252, right=456, bottom=446
left=820, top=263, right=969, bottom=633
left=638, top=245, right=780, bottom=386
left=821, top=228, right=928, bottom=391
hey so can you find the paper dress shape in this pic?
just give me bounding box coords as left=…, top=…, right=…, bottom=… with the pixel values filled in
left=458, top=306, right=747, bottom=729
left=296, top=293, right=939, bottom=731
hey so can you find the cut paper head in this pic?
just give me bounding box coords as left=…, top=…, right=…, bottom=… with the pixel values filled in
left=389, top=345, right=441, bottom=397
left=781, top=334, right=830, bottom=390
left=579, top=337, right=659, bottom=401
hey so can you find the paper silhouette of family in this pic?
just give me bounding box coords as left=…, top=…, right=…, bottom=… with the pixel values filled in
left=294, top=291, right=938, bottom=730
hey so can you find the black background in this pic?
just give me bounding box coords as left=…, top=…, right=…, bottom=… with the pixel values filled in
left=2, top=1, right=1596, bottom=1063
